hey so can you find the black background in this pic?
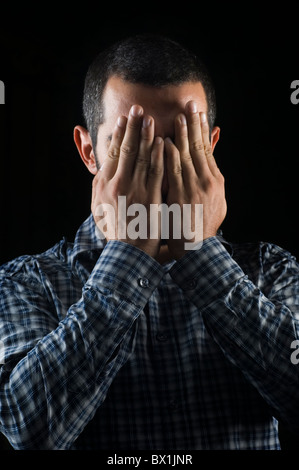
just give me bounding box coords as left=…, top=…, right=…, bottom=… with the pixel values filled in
left=0, top=2, right=299, bottom=451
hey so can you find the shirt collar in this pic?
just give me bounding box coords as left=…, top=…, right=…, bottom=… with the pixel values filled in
left=72, top=213, right=107, bottom=261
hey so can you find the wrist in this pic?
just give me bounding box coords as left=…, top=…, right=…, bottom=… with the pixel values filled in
left=120, top=239, right=161, bottom=260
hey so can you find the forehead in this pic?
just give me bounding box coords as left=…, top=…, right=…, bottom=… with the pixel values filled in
left=102, top=76, right=207, bottom=123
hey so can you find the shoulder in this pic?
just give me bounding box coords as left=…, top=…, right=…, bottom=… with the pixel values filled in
left=231, top=240, right=297, bottom=269
left=230, top=239, right=299, bottom=297
left=0, top=239, right=78, bottom=324
left=0, top=238, right=73, bottom=289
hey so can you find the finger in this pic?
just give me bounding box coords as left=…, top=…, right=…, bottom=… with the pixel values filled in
left=174, top=113, right=196, bottom=181
left=185, top=100, right=210, bottom=176
left=147, top=136, right=164, bottom=196
left=165, top=137, right=183, bottom=191
left=133, top=114, right=155, bottom=185
left=200, top=112, right=219, bottom=176
left=116, top=104, right=143, bottom=179
left=100, top=115, right=127, bottom=179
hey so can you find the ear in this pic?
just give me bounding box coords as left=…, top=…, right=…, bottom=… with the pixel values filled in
left=74, top=126, right=98, bottom=175
left=210, top=126, right=220, bottom=152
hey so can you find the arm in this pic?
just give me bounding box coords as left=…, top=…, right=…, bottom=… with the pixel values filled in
left=0, top=106, right=165, bottom=450
left=92, top=105, right=164, bottom=259
left=169, top=237, right=299, bottom=431
left=0, top=242, right=164, bottom=449
left=164, top=103, right=299, bottom=430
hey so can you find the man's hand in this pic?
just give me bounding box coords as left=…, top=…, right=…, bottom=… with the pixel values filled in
left=92, top=101, right=226, bottom=262
left=165, top=100, right=227, bottom=259
left=91, top=105, right=164, bottom=259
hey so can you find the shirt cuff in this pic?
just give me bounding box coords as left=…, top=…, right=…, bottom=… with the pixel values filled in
left=169, top=236, right=245, bottom=309
left=86, top=240, right=165, bottom=307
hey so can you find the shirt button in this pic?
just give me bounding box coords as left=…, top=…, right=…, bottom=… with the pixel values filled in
left=156, top=332, right=169, bottom=342
left=138, top=278, right=150, bottom=288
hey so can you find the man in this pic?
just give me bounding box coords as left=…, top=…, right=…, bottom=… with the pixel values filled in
left=0, top=34, right=299, bottom=450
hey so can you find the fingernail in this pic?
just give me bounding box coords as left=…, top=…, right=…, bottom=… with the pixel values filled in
left=130, top=105, right=143, bottom=117
left=117, top=116, right=126, bottom=127
left=155, top=136, right=163, bottom=145
left=189, top=101, right=198, bottom=113
left=201, top=112, right=207, bottom=123
left=179, top=114, right=187, bottom=125
left=142, top=116, right=152, bottom=128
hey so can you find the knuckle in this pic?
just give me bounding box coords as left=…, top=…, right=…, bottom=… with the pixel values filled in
left=135, top=157, right=150, bottom=169
left=172, top=164, right=183, bottom=175
left=148, top=164, right=163, bottom=177
left=191, top=140, right=204, bottom=153
left=121, top=142, right=137, bottom=157
left=181, top=151, right=192, bottom=163
left=107, top=146, right=120, bottom=161
left=204, top=145, right=213, bottom=157
left=201, top=176, right=214, bottom=191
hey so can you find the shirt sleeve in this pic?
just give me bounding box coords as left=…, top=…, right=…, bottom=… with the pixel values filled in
left=170, top=237, right=299, bottom=432
left=0, top=241, right=164, bottom=449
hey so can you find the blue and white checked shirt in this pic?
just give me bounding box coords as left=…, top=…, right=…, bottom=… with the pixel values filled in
left=0, top=213, right=299, bottom=450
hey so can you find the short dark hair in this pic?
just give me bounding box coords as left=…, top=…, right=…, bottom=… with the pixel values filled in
left=83, top=34, right=217, bottom=149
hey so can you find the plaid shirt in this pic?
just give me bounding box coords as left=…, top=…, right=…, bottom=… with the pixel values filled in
left=0, top=214, right=299, bottom=450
